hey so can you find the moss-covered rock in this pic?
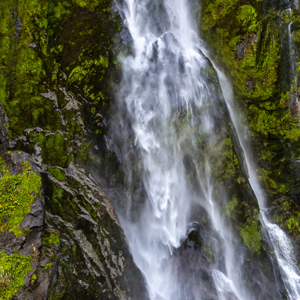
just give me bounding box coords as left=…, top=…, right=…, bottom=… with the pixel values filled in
left=199, top=0, right=300, bottom=296
left=0, top=250, right=33, bottom=300
left=0, top=0, right=148, bottom=298
left=200, top=0, right=300, bottom=241
left=0, top=151, right=48, bottom=299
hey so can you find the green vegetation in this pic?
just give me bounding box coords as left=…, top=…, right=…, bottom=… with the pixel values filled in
left=272, top=198, right=300, bottom=238
left=47, top=168, right=66, bottom=182
left=239, top=214, right=262, bottom=255
left=200, top=0, right=300, bottom=254
left=200, top=0, right=300, bottom=199
left=218, top=137, right=240, bottom=181
left=203, top=242, right=215, bottom=262
left=42, top=231, right=60, bottom=248
left=0, top=250, right=32, bottom=300
left=0, top=0, right=125, bottom=298
left=76, top=142, right=92, bottom=164
left=30, top=272, right=37, bottom=286
left=223, top=197, right=239, bottom=217
left=0, top=0, right=62, bottom=136
left=223, top=197, right=263, bottom=254
left=43, top=132, right=71, bottom=167
left=0, top=157, right=41, bottom=237
left=0, top=0, right=120, bottom=170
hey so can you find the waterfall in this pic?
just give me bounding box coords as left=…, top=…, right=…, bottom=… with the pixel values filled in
left=287, top=20, right=299, bottom=116
left=202, top=47, right=300, bottom=300
left=110, top=0, right=300, bottom=299
left=288, top=22, right=297, bottom=84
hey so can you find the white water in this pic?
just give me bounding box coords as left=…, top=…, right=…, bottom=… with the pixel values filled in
left=112, top=0, right=300, bottom=299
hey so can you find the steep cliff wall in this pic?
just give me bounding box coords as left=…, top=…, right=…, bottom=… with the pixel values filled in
left=200, top=0, right=300, bottom=266
left=0, top=0, right=147, bottom=299
left=1, top=0, right=300, bottom=298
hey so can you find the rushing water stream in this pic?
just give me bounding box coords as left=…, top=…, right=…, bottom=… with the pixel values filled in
left=212, top=66, right=300, bottom=299
left=110, top=0, right=300, bottom=299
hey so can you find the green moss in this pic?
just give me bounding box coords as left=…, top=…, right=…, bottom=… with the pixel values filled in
left=69, top=56, right=109, bottom=83
left=0, top=157, right=41, bottom=237
left=47, top=168, right=66, bottom=181
left=76, top=142, right=92, bottom=164
left=203, top=242, right=215, bottom=262
left=42, top=231, right=60, bottom=248
left=44, top=262, right=53, bottom=272
left=70, top=55, right=109, bottom=103
left=51, top=187, right=65, bottom=215
left=223, top=197, right=239, bottom=217
left=0, top=250, right=32, bottom=300
left=223, top=195, right=263, bottom=254
left=0, top=0, right=63, bottom=136
left=247, top=91, right=300, bottom=140
left=219, top=137, right=240, bottom=181
left=273, top=198, right=300, bottom=238
left=84, top=202, right=98, bottom=220
left=239, top=210, right=262, bottom=255
left=42, top=132, right=71, bottom=167
left=30, top=272, right=37, bottom=286
left=237, top=5, right=259, bottom=33
left=202, top=0, right=240, bottom=30
left=259, top=169, right=288, bottom=195
left=27, top=129, right=75, bottom=168
left=72, top=0, right=101, bottom=11
left=200, top=0, right=300, bottom=208
left=49, top=279, right=67, bottom=300
left=47, top=184, right=79, bottom=223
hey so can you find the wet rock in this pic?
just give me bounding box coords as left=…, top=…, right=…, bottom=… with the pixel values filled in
left=39, top=161, right=149, bottom=300
left=0, top=151, right=52, bottom=299
left=236, top=34, right=258, bottom=60
left=172, top=224, right=239, bottom=300
left=0, top=0, right=149, bottom=298
left=20, top=200, right=44, bottom=230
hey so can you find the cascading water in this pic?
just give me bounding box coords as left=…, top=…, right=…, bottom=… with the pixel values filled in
left=287, top=21, right=297, bottom=85
left=210, top=65, right=300, bottom=299
left=287, top=18, right=300, bottom=116
left=110, top=0, right=300, bottom=299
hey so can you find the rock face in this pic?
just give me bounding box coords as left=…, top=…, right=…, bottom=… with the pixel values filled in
left=0, top=150, right=49, bottom=299
left=200, top=0, right=300, bottom=294
left=41, top=162, right=148, bottom=300
left=173, top=224, right=239, bottom=300
left=1, top=0, right=300, bottom=298
left=0, top=150, right=147, bottom=300
left=0, top=0, right=148, bottom=299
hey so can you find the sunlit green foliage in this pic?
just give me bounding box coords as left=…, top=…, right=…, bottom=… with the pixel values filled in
left=0, top=157, right=41, bottom=237
left=0, top=250, right=32, bottom=300
left=42, top=231, right=60, bottom=247
left=200, top=0, right=300, bottom=196
left=273, top=198, right=300, bottom=237
left=239, top=217, right=262, bottom=255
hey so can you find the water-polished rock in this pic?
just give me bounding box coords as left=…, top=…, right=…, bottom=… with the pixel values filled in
left=172, top=224, right=239, bottom=300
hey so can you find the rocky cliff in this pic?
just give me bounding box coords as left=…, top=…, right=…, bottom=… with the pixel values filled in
left=1, top=0, right=300, bottom=299
left=200, top=0, right=300, bottom=258
left=0, top=0, right=147, bottom=299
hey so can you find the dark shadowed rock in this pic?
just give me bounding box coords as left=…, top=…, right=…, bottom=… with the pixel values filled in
left=172, top=223, right=239, bottom=300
